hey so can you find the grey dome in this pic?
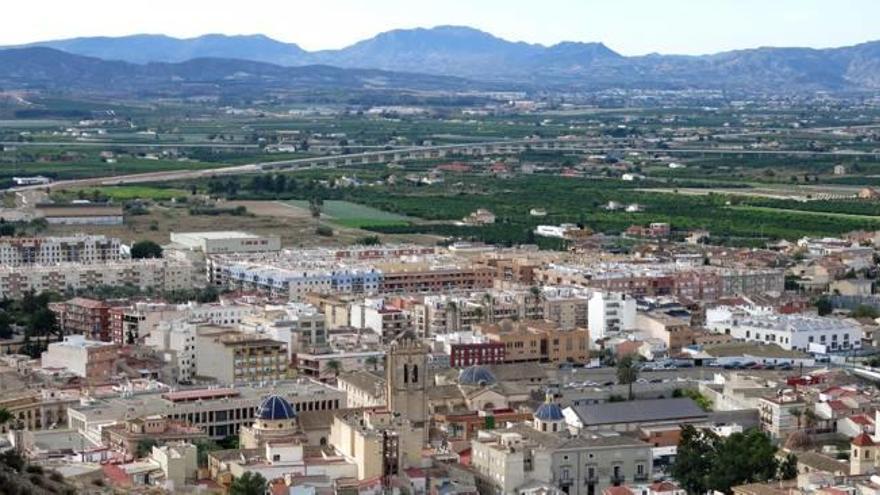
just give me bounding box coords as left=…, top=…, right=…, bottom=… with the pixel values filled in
left=458, top=365, right=497, bottom=386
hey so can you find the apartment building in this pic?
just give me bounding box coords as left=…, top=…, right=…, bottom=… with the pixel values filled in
left=636, top=311, right=694, bottom=353
left=350, top=298, right=411, bottom=341
left=239, top=302, right=327, bottom=358
left=450, top=342, right=506, bottom=367
left=111, top=300, right=253, bottom=346
left=0, top=235, right=123, bottom=266
left=194, top=326, right=289, bottom=385
left=414, top=290, right=544, bottom=337
left=40, top=335, right=119, bottom=381
left=475, top=319, right=590, bottom=365
left=541, top=286, right=591, bottom=330
left=50, top=297, right=118, bottom=341
left=589, top=292, right=636, bottom=342
left=0, top=258, right=194, bottom=299
left=379, top=265, right=494, bottom=294
left=145, top=320, right=199, bottom=383
left=536, top=263, right=783, bottom=301
left=758, top=395, right=807, bottom=438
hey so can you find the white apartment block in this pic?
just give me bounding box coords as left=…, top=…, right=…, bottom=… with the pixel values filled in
left=0, top=235, right=124, bottom=266
left=114, top=300, right=252, bottom=346
left=0, top=258, right=195, bottom=299
left=588, top=291, right=636, bottom=343
left=239, top=303, right=328, bottom=358
left=145, top=321, right=198, bottom=383
left=706, top=306, right=862, bottom=352
left=350, top=298, right=411, bottom=340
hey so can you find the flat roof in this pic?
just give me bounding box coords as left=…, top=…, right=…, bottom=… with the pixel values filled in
left=173, top=231, right=263, bottom=240
left=569, top=398, right=708, bottom=426
left=162, top=388, right=240, bottom=403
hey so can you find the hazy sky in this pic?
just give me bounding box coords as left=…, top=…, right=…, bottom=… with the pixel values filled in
left=5, top=0, right=879, bottom=55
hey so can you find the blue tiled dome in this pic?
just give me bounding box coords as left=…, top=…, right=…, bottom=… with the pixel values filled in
left=257, top=395, right=296, bottom=421
left=458, top=365, right=497, bottom=386
left=534, top=401, right=564, bottom=421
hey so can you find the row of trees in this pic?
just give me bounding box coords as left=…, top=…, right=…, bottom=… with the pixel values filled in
left=671, top=425, right=797, bottom=494
left=0, top=291, right=60, bottom=357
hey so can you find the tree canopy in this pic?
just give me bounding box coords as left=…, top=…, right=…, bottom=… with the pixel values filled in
left=229, top=471, right=268, bottom=495
left=671, top=425, right=782, bottom=494
left=130, top=240, right=163, bottom=259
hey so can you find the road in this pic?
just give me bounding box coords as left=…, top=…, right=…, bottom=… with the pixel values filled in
left=9, top=136, right=880, bottom=192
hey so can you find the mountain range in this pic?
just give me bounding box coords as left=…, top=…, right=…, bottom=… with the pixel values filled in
left=6, top=26, right=880, bottom=92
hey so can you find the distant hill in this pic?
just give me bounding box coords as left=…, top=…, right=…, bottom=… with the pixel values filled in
left=0, top=47, right=486, bottom=96
left=8, top=26, right=880, bottom=91
left=23, top=33, right=309, bottom=66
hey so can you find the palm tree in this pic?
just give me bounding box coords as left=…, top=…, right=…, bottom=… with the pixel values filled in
left=617, top=355, right=639, bottom=400
left=790, top=408, right=803, bottom=431
left=325, top=360, right=342, bottom=378
left=365, top=356, right=379, bottom=372
left=445, top=300, right=458, bottom=333
left=229, top=471, right=268, bottom=495
left=482, top=293, right=495, bottom=323
left=309, top=197, right=323, bottom=233
left=0, top=408, right=11, bottom=430
left=803, top=408, right=818, bottom=433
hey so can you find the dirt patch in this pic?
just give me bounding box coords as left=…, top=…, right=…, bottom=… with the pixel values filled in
left=43, top=203, right=441, bottom=248
left=225, top=200, right=311, bottom=219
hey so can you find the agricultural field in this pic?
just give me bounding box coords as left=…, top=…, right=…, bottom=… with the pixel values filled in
left=285, top=200, right=414, bottom=228
left=54, top=185, right=189, bottom=201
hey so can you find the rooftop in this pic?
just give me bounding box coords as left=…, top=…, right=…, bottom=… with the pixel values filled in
left=568, top=398, right=708, bottom=426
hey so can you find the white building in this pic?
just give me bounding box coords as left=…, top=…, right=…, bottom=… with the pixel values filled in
left=12, top=176, right=51, bottom=186
left=350, top=298, right=410, bottom=340
left=41, top=335, right=118, bottom=380
left=239, top=303, right=327, bottom=359
left=705, top=307, right=862, bottom=352
left=534, top=224, right=578, bottom=239
left=588, top=292, right=636, bottom=343
left=170, top=231, right=281, bottom=255
left=146, top=321, right=198, bottom=383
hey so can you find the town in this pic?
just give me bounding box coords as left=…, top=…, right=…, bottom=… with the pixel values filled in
left=2, top=2, right=880, bottom=494
left=0, top=220, right=875, bottom=495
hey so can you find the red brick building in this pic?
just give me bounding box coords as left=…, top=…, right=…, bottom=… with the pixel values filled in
left=50, top=297, right=116, bottom=341
left=450, top=342, right=506, bottom=367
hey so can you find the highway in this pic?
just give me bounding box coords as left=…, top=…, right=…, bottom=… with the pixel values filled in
left=0, top=141, right=260, bottom=149
left=9, top=136, right=880, bottom=192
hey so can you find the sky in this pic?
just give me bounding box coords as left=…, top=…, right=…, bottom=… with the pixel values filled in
left=4, top=0, right=880, bottom=55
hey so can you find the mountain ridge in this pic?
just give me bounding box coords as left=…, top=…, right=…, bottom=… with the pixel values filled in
left=7, top=26, right=880, bottom=91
